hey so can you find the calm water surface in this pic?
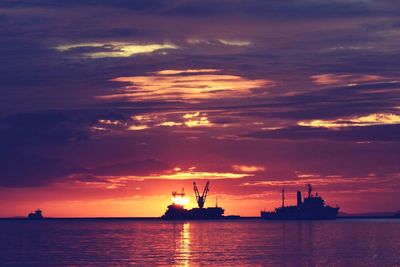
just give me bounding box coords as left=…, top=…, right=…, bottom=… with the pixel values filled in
left=0, top=219, right=400, bottom=266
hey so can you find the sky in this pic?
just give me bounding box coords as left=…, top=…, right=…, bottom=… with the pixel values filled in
left=1, top=0, right=400, bottom=217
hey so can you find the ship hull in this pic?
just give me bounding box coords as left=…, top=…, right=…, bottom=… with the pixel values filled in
left=162, top=205, right=225, bottom=220
left=261, top=207, right=339, bottom=220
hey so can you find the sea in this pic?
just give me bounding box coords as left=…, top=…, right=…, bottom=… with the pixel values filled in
left=0, top=219, right=399, bottom=266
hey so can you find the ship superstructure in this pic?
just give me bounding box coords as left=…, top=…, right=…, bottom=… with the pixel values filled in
left=261, top=184, right=339, bottom=220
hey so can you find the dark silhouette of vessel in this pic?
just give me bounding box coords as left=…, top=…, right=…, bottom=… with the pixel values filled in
left=28, top=209, right=44, bottom=219
left=162, top=181, right=225, bottom=220
left=261, top=184, right=339, bottom=220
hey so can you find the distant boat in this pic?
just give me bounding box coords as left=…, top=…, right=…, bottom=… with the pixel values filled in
left=161, top=181, right=225, bottom=220
left=261, top=184, right=339, bottom=220
left=28, top=209, right=44, bottom=220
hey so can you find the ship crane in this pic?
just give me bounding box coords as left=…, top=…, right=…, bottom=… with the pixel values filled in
left=193, top=181, right=209, bottom=209
left=172, top=188, right=185, bottom=198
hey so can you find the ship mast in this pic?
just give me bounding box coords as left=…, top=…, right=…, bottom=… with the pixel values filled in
left=307, top=184, right=312, bottom=198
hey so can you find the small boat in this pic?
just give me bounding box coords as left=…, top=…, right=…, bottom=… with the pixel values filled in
left=28, top=209, right=44, bottom=219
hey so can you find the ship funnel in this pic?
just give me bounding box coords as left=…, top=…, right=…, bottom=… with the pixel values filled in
left=297, top=191, right=302, bottom=207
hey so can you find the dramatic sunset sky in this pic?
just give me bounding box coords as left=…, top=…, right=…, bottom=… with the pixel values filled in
left=1, top=0, right=400, bottom=217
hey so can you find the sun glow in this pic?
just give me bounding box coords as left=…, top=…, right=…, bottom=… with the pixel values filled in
left=172, top=196, right=190, bottom=206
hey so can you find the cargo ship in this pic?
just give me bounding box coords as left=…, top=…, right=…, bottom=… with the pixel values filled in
left=161, top=181, right=225, bottom=220
left=261, top=184, right=339, bottom=220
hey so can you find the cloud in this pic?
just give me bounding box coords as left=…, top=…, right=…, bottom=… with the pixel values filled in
left=2, top=0, right=396, bottom=19
left=311, top=73, right=386, bottom=86
left=93, top=111, right=216, bottom=132
left=298, top=113, right=400, bottom=128
left=92, top=159, right=170, bottom=176
left=182, top=112, right=212, bottom=127
left=155, top=69, right=220, bottom=75
left=98, top=69, right=272, bottom=102
left=128, top=125, right=149, bottom=131
left=67, top=165, right=253, bottom=190
left=244, top=124, right=400, bottom=142
left=232, top=165, right=265, bottom=172
left=55, top=42, right=178, bottom=58
left=217, top=39, right=251, bottom=46
left=240, top=175, right=399, bottom=192
left=0, top=153, right=84, bottom=187
left=131, top=170, right=251, bottom=180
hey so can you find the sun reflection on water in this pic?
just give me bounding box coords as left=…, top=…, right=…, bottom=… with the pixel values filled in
left=175, top=223, right=191, bottom=267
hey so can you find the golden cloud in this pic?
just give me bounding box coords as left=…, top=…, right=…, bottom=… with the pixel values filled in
left=98, top=69, right=272, bottom=102
left=78, top=169, right=253, bottom=190
left=55, top=42, right=178, bottom=58
left=182, top=112, right=212, bottom=127
left=139, top=170, right=251, bottom=180
left=298, top=113, right=400, bottom=128
left=156, top=69, right=220, bottom=75
left=128, top=125, right=149, bottom=131
left=232, top=165, right=265, bottom=173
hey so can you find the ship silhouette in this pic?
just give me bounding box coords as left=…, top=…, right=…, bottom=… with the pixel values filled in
left=28, top=209, right=44, bottom=219
left=261, top=184, right=339, bottom=220
left=162, top=181, right=225, bottom=220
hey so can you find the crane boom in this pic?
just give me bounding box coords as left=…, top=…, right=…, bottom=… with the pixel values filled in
left=193, top=181, right=210, bottom=208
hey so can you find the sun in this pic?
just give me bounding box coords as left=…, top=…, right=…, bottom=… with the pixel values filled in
left=172, top=196, right=190, bottom=206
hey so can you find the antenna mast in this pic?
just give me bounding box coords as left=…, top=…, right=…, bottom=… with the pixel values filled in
left=307, top=184, right=312, bottom=198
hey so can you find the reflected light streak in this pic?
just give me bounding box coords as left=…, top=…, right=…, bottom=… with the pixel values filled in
left=175, top=223, right=191, bottom=267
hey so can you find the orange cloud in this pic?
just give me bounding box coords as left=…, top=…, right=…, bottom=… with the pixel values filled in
left=156, top=69, right=220, bottom=75
left=232, top=165, right=265, bottom=172
left=125, top=170, right=251, bottom=181
left=128, top=125, right=149, bottom=131
left=98, top=69, right=273, bottom=102
left=182, top=112, right=212, bottom=127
